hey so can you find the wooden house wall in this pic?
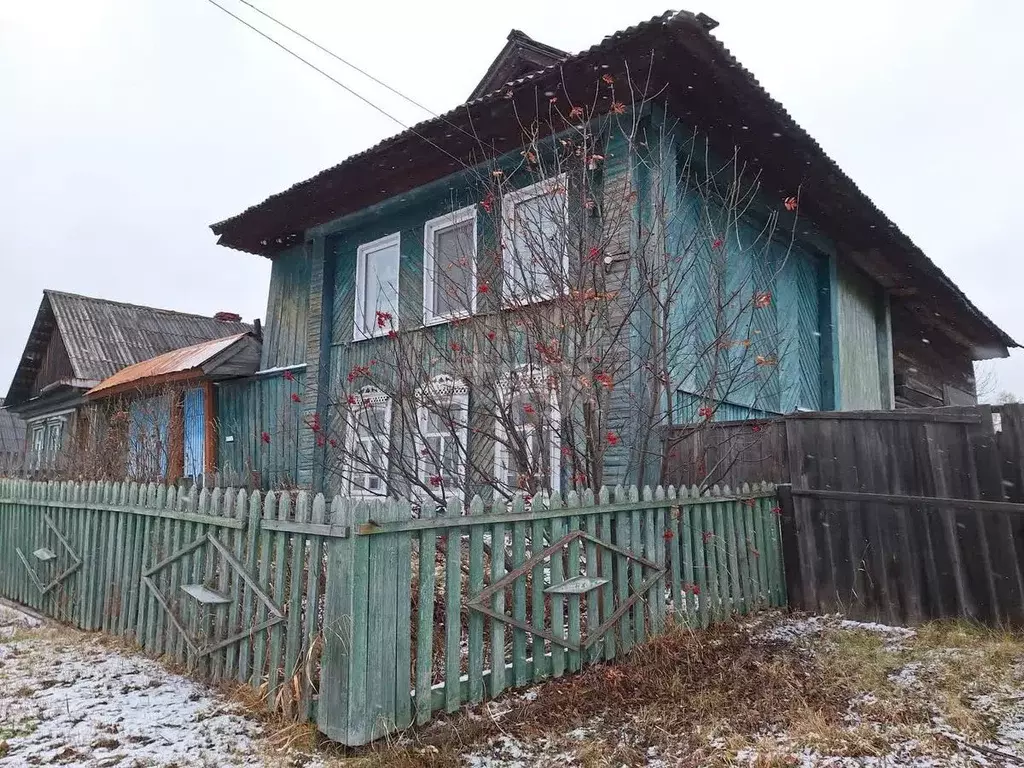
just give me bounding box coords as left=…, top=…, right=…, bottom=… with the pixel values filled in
left=30, top=328, right=75, bottom=397
left=834, top=261, right=892, bottom=410
left=891, top=301, right=976, bottom=408
left=659, top=116, right=832, bottom=424
left=215, top=371, right=305, bottom=489
left=261, top=245, right=311, bottom=370
left=247, top=110, right=931, bottom=494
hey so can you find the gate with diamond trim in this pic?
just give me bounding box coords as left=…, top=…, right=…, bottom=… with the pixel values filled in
left=317, top=482, right=784, bottom=745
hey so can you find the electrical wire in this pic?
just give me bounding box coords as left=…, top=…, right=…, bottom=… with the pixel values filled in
left=202, top=0, right=469, bottom=168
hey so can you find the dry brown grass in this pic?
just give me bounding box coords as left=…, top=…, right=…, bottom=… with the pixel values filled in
left=341, top=619, right=854, bottom=767
left=306, top=616, right=1024, bottom=767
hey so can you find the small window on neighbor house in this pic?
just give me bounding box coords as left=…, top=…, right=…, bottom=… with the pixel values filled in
left=415, top=376, right=469, bottom=497
left=344, top=386, right=391, bottom=496
left=493, top=367, right=561, bottom=494
left=501, top=175, right=568, bottom=305
left=423, top=207, right=477, bottom=324
left=354, top=232, right=401, bottom=340
left=31, top=425, right=45, bottom=469
left=46, top=420, right=63, bottom=459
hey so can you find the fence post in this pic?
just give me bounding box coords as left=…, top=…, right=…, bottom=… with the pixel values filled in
left=318, top=495, right=352, bottom=742
left=776, top=484, right=802, bottom=612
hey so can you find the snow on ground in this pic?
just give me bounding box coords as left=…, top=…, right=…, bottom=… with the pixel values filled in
left=0, top=603, right=312, bottom=768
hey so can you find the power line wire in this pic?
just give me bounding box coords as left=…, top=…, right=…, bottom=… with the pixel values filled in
left=233, top=0, right=441, bottom=120
left=202, top=0, right=468, bottom=167
left=227, top=0, right=488, bottom=149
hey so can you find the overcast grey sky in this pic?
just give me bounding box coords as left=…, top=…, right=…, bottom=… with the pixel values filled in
left=2, top=0, right=1022, bottom=398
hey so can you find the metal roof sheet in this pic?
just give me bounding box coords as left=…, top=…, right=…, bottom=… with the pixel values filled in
left=85, top=332, right=251, bottom=398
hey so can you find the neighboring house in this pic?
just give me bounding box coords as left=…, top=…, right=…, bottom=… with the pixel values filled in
left=82, top=332, right=261, bottom=481
left=209, top=12, right=1016, bottom=495
left=0, top=399, right=26, bottom=474
left=3, top=290, right=252, bottom=474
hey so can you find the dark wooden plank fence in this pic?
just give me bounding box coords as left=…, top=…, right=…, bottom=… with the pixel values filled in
left=779, top=404, right=1024, bottom=626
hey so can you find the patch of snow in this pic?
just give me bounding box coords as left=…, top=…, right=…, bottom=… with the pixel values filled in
left=889, top=662, right=924, bottom=689
left=753, top=614, right=916, bottom=649
left=0, top=604, right=313, bottom=767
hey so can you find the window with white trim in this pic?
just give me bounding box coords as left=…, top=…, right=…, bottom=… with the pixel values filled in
left=493, top=368, right=561, bottom=494
left=415, top=375, right=469, bottom=496
left=344, top=386, right=391, bottom=496
left=423, top=207, right=477, bottom=324
left=354, top=232, right=401, bottom=340
left=501, top=175, right=568, bottom=305
left=28, top=414, right=66, bottom=470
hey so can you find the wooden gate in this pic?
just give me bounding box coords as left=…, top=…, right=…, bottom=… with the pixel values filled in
left=316, top=483, right=784, bottom=745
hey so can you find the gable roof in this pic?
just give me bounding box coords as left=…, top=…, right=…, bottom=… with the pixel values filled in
left=86, top=332, right=260, bottom=399
left=5, top=291, right=253, bottom=407
left=468, top=29, right=567, bottom=101
left=210, top=9, right=1016, bottom=357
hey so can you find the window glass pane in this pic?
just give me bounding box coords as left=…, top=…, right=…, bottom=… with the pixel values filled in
left=432, top=219, right=474, bottom=317
left=362, top=242, right=399, bottom=331
left=511, top=194, right=560, bottom=297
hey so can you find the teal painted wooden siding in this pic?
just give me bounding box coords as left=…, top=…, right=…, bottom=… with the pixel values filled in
left=836, top=262, right=883, bottom=410
left=666, top=201, right=827, bottom=418
left=216, top=372, right=305, bottom=488
left=262, top=246, right=311, bottom=370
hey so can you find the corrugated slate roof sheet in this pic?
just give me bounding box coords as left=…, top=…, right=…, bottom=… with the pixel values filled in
left=4, top=291, right=253, bottom=407
left=0, top=399, right=25, bottom=457
left=47, top=291, right=252, bottom=382
left=86, top=332, right=250, bottom=398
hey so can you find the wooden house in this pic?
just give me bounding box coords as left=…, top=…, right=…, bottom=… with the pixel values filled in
left=82, top=332, right=261, bottom=481
left=3, top=291, right=252, bottom=475
left=210, top=13, right=1016, bottom=495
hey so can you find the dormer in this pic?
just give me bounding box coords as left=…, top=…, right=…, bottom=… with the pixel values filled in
left=468, top=29, right=567, bottom=101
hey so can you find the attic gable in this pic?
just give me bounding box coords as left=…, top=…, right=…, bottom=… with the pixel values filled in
left=469, top=29, right=567, bottom=101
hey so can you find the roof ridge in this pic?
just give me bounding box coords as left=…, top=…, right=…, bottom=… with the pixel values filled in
left=43, top=289, right=252, bottom=326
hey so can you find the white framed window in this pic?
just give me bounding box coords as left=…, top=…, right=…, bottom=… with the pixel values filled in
left=501, top=175, right=569, bottom=305
left=354, top=232, right=401, bottom=340
left=415, top=375, right=469, bottom=497
left=28, top=414, right=67, bottom=470
left=344, top=386, right=391, bottom=496
left=493, top=367, right=561, bottom=494
left=423, top=207, right=477, bottom=324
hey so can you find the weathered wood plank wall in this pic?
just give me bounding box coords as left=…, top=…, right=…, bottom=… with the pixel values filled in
left=779, top=404, right=1024, bottom=626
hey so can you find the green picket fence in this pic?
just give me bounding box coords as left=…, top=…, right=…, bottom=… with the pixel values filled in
left=0, top=477, right=783, bottom=746
left=0, top=477, right=334, bottom=721
left=318, top=481, right=784, bottom=745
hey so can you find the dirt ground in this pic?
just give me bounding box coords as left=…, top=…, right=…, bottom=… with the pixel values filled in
left=3, top=602, right=1024, bottom=767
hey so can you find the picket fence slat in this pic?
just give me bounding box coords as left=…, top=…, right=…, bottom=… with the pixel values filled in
left=468, top=497, right=486, bottom=704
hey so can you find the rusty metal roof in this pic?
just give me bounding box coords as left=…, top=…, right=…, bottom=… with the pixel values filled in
left=5, top=291, right=253, bottom=408
left=209, top=9, right=1015, bottom=355
left=86, top=332, right=252, bottom=398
